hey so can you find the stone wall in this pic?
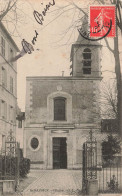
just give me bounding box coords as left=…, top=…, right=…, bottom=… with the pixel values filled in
left=24, top=76, right=102, bottom=169
left=25, top=77, right=101, bottom=126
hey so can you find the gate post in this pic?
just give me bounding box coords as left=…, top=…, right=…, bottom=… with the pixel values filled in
left=87, top=179, right=98, bottom=195
left=15, top=142, right=20, bottom=191
left=82, top=130, right=98, bottom=195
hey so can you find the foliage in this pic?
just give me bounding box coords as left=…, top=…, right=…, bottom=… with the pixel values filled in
left=102, top=135, right=121, bottom=163
left=100, top=81, right=118, bottom=119
left=1, top=156, right=17, bottom=177
left=0, top=155, right=30, bottom=179
left=19, top=158, right=30, bottom=178
left=107, top=175, right=119, bottom=192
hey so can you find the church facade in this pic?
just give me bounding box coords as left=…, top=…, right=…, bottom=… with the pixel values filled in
left=24, top=35, right=102, bottom=169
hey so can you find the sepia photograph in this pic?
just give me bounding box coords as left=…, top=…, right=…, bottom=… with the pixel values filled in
left=0, top=0, right=122, bottom=195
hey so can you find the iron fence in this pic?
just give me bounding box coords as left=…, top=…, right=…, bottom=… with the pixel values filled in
left=98, top=164, right=122, bottom=193
left=0, top=154, right=18, bottom=180
left=82, top=130, right=122, bottom=194
left=0, top=130, right=20, bottom=191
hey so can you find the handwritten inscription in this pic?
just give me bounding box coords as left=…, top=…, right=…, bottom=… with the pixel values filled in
left=32, top=30, right=39, bottom=45
left=21, top=0, right=55, bottom=55
left=33, top=0, right=55, bottom=25
left=21, top=39, right=34, bottom=54
left=22, top=30, right=39, bottom=54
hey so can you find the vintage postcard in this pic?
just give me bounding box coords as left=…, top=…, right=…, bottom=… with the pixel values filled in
left=0, top=0, right=122, bottom=196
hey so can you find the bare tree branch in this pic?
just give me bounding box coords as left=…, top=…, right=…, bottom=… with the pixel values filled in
left=104, top=37, right=114, bottom=53
left=72, top=2, right=88, bottom=16
left=0, top=0, right=18, bottom=21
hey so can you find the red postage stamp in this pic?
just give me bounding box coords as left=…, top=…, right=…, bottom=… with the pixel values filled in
left=89, top=5, right=116, bottom=38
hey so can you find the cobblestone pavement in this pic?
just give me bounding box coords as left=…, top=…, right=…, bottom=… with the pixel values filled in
left=21, top=169, right=82, bottom=196
left=4, top=170, right=122, bottom=196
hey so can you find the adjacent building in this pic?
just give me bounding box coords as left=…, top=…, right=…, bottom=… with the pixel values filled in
left=16, top=112, right=25, bottom=149
left=24, top=34, right=103, bottom=169
left=0, top=22, right=19, bottom=152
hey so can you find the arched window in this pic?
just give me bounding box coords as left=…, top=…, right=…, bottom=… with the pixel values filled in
left=54, top=97, right=66, bottom=121
left=83, top=48, right=91, bottom=74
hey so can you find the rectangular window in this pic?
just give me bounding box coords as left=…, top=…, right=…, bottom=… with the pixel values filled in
left=9, top=106, right=15, bottom=123
left=2, top=67, right=7, bottom=87
left=10, top=106, right=13, bottom=122
left=54, top=97, right=66, bottom=121
left=2, top=135, right=6, bottom=151
left=1, top=100, right=5, bottom=119
left=10, top=76, right=13, bottom=93
left=1, top=36, right=5, bottom=57
left=1, top=100, right=7, bottom=119
left=10, top=48, right=14, bottom=65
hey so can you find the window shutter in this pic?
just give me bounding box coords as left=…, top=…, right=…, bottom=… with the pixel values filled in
left=2, top=67, right=7, bottom=87
left=5, top=102, right=7, bottom=119
left=1, top=100, right=5, bottom=118
left=10, top=106, right=13, bottom=122
left=10, top=48, right=14, bottom=63
left=10, top=77, right=13, bottom=93
left=10, top=106, right=15, bottom=123
left=0, top=100, right=1, bottom=117
left=2, top=135, right=5, bottom=151
left=8, top=105, right=10, bottom=121
left=5, top=69, right=7, bottom=87
left=13, top=107, right=15, bottom=123
left=1, top=36, right=5, bottom=57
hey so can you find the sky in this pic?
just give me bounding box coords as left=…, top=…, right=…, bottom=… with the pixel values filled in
left=3, top=0, right=122, bottom=111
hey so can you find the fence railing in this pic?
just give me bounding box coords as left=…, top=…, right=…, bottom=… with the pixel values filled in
left=0, top=155, right=17, bottom=180
left=98, top=161, right=122, bottom=193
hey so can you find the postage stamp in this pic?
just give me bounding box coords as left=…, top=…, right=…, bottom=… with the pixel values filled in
left=89, top=5, right=116, bottom=37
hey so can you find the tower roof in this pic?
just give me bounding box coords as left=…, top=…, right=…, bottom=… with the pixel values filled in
left=70, top=35, right=102, bottom=61
left=75, top=34, right=102, bottom=46
left=75, top=15, right=102, bottom=46
left=70, top=17, right=102, bottom=61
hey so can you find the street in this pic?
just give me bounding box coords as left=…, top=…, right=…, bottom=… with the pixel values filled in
left=19, top=169, right=82, bottom=196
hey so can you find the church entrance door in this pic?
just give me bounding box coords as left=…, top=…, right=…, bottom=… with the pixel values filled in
left=53, top=137, right=67, bottom=169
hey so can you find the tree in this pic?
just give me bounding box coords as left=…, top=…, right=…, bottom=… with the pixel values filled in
left=102, top=134, right=121, bottom=162
left=100, top=81, right=117, bottom=119
left=0, top=0, right=18, bottom=21
left=52, top=0, right=122, bottom=135
left=97, top=0, right=122, bottom=136
left=0, top=0, right=33, bottom=38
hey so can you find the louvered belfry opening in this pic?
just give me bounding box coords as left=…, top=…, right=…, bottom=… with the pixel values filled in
left=83, top=48, right=92, bottom=74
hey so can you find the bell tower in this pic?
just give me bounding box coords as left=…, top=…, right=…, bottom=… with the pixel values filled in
left=70, top=34, right=102, bottom=78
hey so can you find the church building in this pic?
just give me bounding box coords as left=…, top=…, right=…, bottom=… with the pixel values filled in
left=24, top=34, right=102, bottom=169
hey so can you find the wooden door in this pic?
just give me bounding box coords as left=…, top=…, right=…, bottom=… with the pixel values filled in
left=53, top=137, right=67, bottom=169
